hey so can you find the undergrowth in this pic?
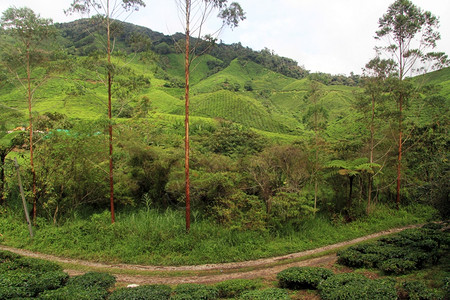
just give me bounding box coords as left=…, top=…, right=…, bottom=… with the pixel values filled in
left=0, top=204, right=437, bottom=266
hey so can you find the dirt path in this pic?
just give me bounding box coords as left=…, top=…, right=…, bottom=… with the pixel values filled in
left=0, top=224, right=420, bottom=285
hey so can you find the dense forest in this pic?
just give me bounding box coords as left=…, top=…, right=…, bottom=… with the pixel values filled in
left=0, top=0, right=448, bottom=253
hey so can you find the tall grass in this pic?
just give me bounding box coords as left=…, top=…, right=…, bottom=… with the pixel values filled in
left=0, top=204, right=437, bottom=266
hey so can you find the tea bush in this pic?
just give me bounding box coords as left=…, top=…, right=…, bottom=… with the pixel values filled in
left=109, top=284, right=172, bottom=300
left=318, top=273, right=397, bottom=300
left=215, top=279, right=263, bottom=298
left=277, top=266, right=333, bottom=289
left=66, top=271, right=116, bottom=289
left=0, top=269, right=68, bottom=298
left=239, top=288, right=290, bottom=300
left=171, top=283, right=218, bottom=300
left=38, top=286, right=109, bottom=300
left=337, top=226, right=449, bottom=274
left=379, top=258, right=417, bottom=275
left=397, top=281, right=443, bottom=300
left=0, top=251, right=62, bottom=274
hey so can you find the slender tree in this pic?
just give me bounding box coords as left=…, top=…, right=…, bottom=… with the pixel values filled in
left=302, top=80, right=328, bottom=213
left=176, top=0, right=245, bottom=232
left=66, top=0, right=146, bottom=223
left=0, top=7, right=54, bottom=220
left=375, top=0, right=447, bottom=209
left=360, top=57, right=396, bottom=212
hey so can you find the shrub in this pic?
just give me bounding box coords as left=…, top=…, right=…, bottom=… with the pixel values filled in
left=277, top=267, right=333, bottom=290
left=318, top=273, right=397, bottom=300
left=0, top=269, right=68, bottom=298
left=35, top=271, right=70, bottom=292
left=171, top=283, right=218, bottom=300
left=215, top=279, right=263, bottom=298
left=0, top=250, right=21, bottom=261
left=16, top=257, right=63, bottom=273
left=338, top=227, right=449, bottom=274
left=0, top=271, right=36, bottom=298
left=0, top=254, right=62, bottom=274
left=398, top=281, right=442, bottom=300
left=239, top=288, right=290, bottom=300
left=67, top=271, right=116, bottom=289
left=421, top=222, right=443, bottom=230
left=379, top=258, right=416, bottom=275
left=109, top=284, right=171, bottom=300
left=38, top=286, right=109, bottom=300
left=336, top=249, right=365, bottom=268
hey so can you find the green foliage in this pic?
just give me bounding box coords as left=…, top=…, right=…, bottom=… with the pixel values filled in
left=397, top=281, right=443, bottom=300
left=318, top=273, right=397, bottom=300
left=277, top=267, right=333, bottom=290
left=34, top=127, right=109, bottom=221
left=239, top=288, right=290, bottom=300
left=337, top=226, right=449, bottom=275
left=171, top=283, right=218, bottom=300
left=212, top=190, right=267, bottom=231
left=39, top=286, right=109, bottom=300
left=215, top=279, right=263, bottom=298
left=379, top=258, right=417, bottom=275
left=109, top=284, right=172, bottom=300
left=0, top=251, right=68, bottom=299
left=0, top=251, right=62, bottom=274
left=0, top=270, right=68, bottom=298
left=67, top=271, right=116, bottom=289
left=206, top=122, right=266, bottom=156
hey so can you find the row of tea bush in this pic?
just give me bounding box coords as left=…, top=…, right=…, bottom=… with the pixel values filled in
left=337, top=223, right=449, bottom=274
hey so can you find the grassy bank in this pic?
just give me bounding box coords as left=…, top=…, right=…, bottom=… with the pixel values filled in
left=0, top=204, right=438, bottom=266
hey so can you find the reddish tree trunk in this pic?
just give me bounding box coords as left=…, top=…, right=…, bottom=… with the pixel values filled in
left=26, top=46, right=37, bottom=222
left=396, top=94, right=403, bottom=210
left=184, top=0, right=191, bottom=233
left=107, top=2, right=115, bottom=223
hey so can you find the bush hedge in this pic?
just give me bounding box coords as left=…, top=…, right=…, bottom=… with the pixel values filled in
left=337, top=226, right=449, bottom=274
left=109, top=284, right=172, bottom=300
left=318, top=273, right=397, bottom=300
left=215, top=279, right=263, bottom=298
left=239, top=288, right=290, bottom=300
left=38, top=286, right=109, bottom=300
left=0, top=269, right=68, bottom=299
left=277, top=266, right=333, bottom=290
left=171, top=283, right=218, bottom=300
left=397, top=281, right=443, bottom=300
left=66, top=271, right=116, bottom=289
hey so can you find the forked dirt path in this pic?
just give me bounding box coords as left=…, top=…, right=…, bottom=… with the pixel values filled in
left=0, top=224, right=420, bottom=285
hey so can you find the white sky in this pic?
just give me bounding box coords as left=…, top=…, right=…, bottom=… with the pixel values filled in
left=1, top=0, right=449, bottom=75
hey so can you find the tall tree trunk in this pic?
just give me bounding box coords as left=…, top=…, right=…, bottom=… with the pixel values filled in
left=184, top=0, right=191, bottom=233
left=368, top=93, right=375, bottom=213
left=396, top=94, right=403, bottom=210
left=107, top=1, right=115, bottom=223
left=27, top=46, right=37, bottom=222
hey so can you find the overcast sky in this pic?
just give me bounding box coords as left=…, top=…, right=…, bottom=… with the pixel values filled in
left=1, top=0, right=449, bottom=75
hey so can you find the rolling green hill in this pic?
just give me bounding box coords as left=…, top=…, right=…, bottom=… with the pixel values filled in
left=1, top=18, right=449, bottom=141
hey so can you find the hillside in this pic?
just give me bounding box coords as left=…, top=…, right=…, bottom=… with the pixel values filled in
left=1, top=18, right=449, bottom=141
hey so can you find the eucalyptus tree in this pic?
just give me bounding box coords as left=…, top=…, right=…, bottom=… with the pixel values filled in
left=66, top=0, right=146, bottom=223
left=375, top=0, right=448, bottom=209
left=0, top=7, right=55, bottom=220
left=175, top=0, right=245, bottom=232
